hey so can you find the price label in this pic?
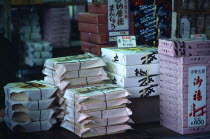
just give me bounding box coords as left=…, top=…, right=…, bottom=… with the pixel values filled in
left=117, top=36, right=136, bottom=48
left=188, top=66, right=206, bottom=128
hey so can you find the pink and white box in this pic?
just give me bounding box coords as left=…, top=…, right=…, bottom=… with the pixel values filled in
left=160, top=53, right=210, bottom=134
left=158, top=39, right=210, bottom=57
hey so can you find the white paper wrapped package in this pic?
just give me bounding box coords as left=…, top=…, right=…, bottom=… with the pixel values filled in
left=61, top=121, right=132, bottom=138
left=107, top=72, right=160, bottom=88
left=20, top=26, right=40, bottom=34
left=101, top=47, right=159, bottom=66
left=63, top=84, right=131, bottom=103
left=44, top=75, right=110, bottom=90
left=104, top=60, right=160, bottom=77
left=42, top=67, right=107, bottom=81
left=65, top=106, right=132, bottom=123
left=5, top=98, right=56, bottom=111
left=24, top=57, right=46, bottom=67
left=65, top=98, right=130, bottom=112
left=5, top=108, right=56, bottom=122
left=125, top=84, right=159, bottom=98
left=4, top=81, right=58, bottom=101
left=27, top=51, right=52, bottom=59
left=64, top=115, right=133, bottom=129
left=4, top=116, right=56, bottom=132
left=25, top=40, right=52, bottom=52
left=44, top=54, right=106, bottom=76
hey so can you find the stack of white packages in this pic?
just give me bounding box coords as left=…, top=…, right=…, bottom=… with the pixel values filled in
left=42, top=54, right=111, bottom=116
left=3, top=80, right=58, bottom=132
left=19, top=12, right=41, bottom=41
left=25, top=40, right=53, bottom=67
left=101, top=47, right=160, bottom=98
left=61, top=84, right=133, bottom=138
left=43, top=7, right=70, bottom=48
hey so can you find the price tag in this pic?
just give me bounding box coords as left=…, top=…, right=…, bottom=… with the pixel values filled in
left=190, top=34, right=207, bottom=40
left=188, top=66, right=206, bottom=128
left=117, top=36, right=136, bottom=48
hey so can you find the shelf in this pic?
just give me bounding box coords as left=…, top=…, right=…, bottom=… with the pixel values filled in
left=11, top=2, right=86, bottom=7
left=180, top=9, right=210, bottom=14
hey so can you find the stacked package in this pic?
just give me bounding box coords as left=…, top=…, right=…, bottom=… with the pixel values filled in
left=24, top=40, right=53, bottom=67
left=43, top=8, right=70, bottom=48
left=101, top=47, right=160, bottom=98
left=79, top=2, right=135, bottom=56
left=133, top=0, right=172, bottom=45
left=42, top=54, right=110, bottom=117
left=159, top=39, right=210, bottom=134
left=19, top=11, right=41, bottom=41
left=61, top=84, right=133, bottom=138
left=3, top=81, right=58, bottom=132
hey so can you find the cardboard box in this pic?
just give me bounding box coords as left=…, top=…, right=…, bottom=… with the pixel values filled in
left=101, top=47, right=159, bottom=66
left=79, top=22, right=135, bottom=34
left=158, top=47, right=210, bottom=57
left=160, top=54, right=210, bottom=134
left=80, top=32, right=108, bottom=44
left=81, top=41, right=115, bottom=56
left=104, top=60, right=159, bottom=77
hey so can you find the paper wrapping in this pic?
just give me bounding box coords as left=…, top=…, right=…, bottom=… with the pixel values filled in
left=65, top=98, right=129, bottom=112
left=64, top=115, right=133, bottom=128
left=4, top=116, right=56, bottom=132
left=5, top=98, right=56, bottom=111
left=44, top=75, right=110, bottom=90
left=79, top=22, right=135, bottom=34
left=64, top=83, right=130, bottom=102
left=81, top=41, right=116, bottom=56
left=4, top=81, right=58, bottom=101
left=101, top=47, right=159, bottom=66
left=125, top=84, right=159, bottom=98
left=61, top=121, right=131, bottom=138
left=5, top=108, right=56, bottom=122
left=44, top=54, right=106, bottom=76
left=65, top=106, right=132, bottom=122
left=104, top=59, right=159, bottom=77
left=107, top=72, right=160, bottom=88
left=42, top=67, right=107, bottom=81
